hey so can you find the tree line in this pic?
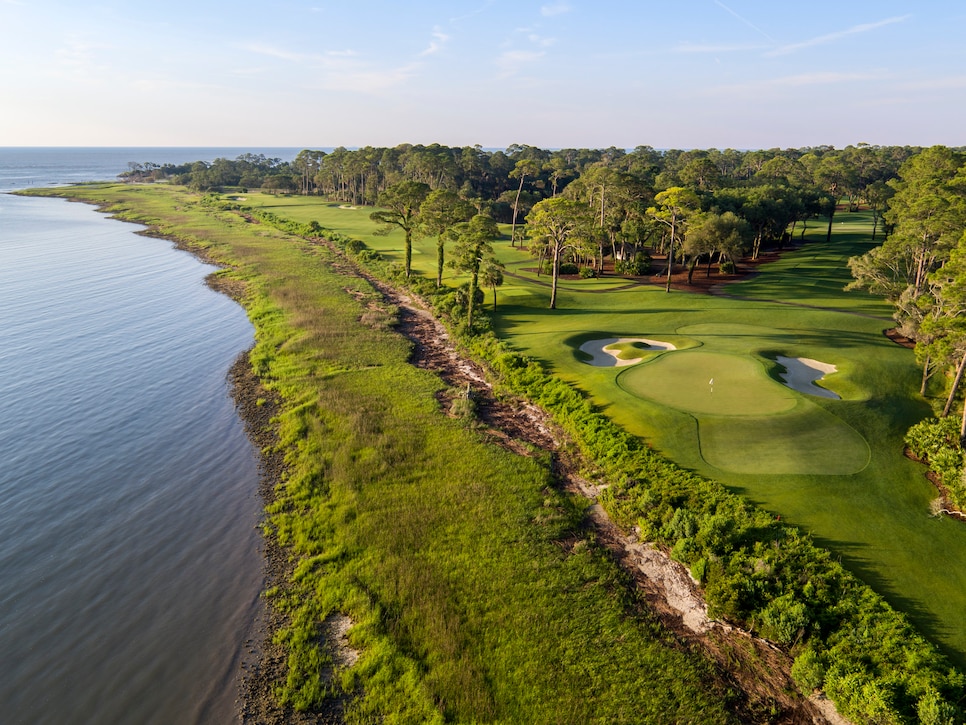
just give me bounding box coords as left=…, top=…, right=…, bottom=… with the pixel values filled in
left=124, top=142, right=947, bottom=330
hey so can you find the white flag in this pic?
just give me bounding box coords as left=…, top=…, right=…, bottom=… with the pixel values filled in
left=709, top=378, right=714, bottom=386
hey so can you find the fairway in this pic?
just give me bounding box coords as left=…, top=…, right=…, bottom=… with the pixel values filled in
left=619, top=350, right=796, bottom=415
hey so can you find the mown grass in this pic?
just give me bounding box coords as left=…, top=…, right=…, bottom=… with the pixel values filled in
left=31, top=184, right=740, bottom=723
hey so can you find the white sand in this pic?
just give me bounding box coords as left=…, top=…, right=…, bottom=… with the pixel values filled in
left=579, top=337, right=676, bottom=367
left=776, top=356, right=840, bottom=399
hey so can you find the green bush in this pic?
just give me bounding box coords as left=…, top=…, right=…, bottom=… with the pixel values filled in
left=615, top=251, right=651, bottom=276
left=344, top=238, right=366, bottom=254
left=905, top=416, right=966, bottom=508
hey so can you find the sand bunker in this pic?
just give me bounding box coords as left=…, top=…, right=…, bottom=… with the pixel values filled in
left=776, top=356, right=839, bottom=399
left=579, top=337, right=676, bottom=367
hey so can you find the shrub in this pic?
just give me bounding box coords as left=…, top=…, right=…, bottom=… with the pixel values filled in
left=719, top=260, right=736, bottom=274
left=615, top=251, right=651, bottom=276
left=579, top=266, right=597, bottom=279
left=344, top=238, right=366, bottom=254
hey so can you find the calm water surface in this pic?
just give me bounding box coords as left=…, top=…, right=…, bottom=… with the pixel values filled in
left=0, top=165, right=265, bottom=723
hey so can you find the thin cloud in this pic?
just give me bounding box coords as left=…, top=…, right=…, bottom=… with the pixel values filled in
left=419, top=27, right=450, bottom=57
left=528, top=33, right=556, bottom=48
left=673, top=42, right=768, bottom=54
left=242, top=43, right=418, bottom=94
left=713, top=0, right=777, bottom=43
left=314, top=63, right=421, bottom=93
left=706, top=70, right=887, bottom=96
left=242, top=43, right=358, bottom=66
left=767, top=15, right=910, bottom=57
left=496, top=49, right=546, bottom=78
left=896, top=75, right=966, bottom=91
left=540, top=2, right=570, bottom=17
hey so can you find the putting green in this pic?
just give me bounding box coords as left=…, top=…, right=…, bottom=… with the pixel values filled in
left=619, top=350, right=797, bottom=416
left=699, top=410, right=870, bottom=475
left=618, top=349, right=870, bottom=475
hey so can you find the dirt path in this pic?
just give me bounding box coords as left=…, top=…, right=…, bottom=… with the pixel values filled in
left=353, top=265, right=846, bottom=724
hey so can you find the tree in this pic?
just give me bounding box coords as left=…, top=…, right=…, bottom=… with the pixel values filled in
left=509, top=156, right=544, bottom=246
left=292, top=149, right=326, bottom=195
left=647, top=187, right=700, bottom=292
left=526, top=198, right=593, bottom=309
left=448, top=215, right=501, bottom=329
left=370, top=181, right=431, bottom=277
left=419, top=189, right=474, bottom=287
left=921, top=233, right=966, bottom=436
left=808, top=152, right=857, bottom=242
left=683, top=211, right=751, bottom=283
left=480, top=259, right=505, bottom=310
left=863, top=180, right=894, bottom=242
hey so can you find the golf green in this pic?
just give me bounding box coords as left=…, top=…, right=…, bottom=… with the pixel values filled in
left=617, top=350, right=870, bottom=475
left=618, top=350, right=796, bottom=415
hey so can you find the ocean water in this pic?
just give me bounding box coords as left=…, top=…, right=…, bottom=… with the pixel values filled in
left=0, top=149, right=288, bottom=723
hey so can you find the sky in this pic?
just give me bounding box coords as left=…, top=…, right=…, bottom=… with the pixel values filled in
left=1, top=0, right=965, bottom=150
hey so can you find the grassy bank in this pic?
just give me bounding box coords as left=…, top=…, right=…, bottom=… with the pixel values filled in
left=31, top=184, right=742, bottom=722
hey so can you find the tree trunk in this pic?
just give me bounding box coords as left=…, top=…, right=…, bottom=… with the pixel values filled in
left=404, top=229, right=412, bottom=277
left=825, top=207, right=835, bottom=243
left=942, top=350, right=966, bottom=417
left=510, top=175, right=525, bottom=247
left=436, top=238, right=445, bottom=287
left=921, top=354, right=931, bottom=397
left=550, top=243, right=560, bottom=309
left=467, top=267, right=479, bottom=328
left=665, top=215, right=676, bottom=293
